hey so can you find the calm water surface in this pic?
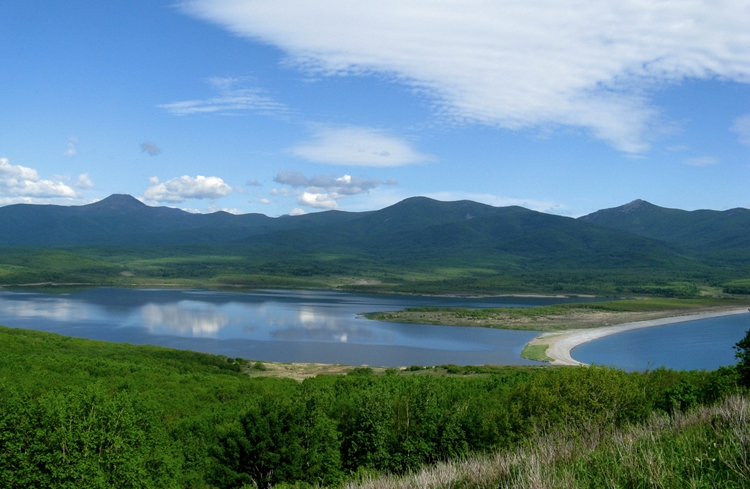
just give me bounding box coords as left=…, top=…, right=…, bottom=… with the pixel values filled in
left=0, top=288, right=591, bottom=367
left=573, top=312, right=750, bottom=371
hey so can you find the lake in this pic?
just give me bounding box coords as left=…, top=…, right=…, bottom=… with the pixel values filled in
left=0, top=288, right=591, bottom=367
left=1, top=287, right=746, bottom=370
left=572, top=312, right=750, bottom=371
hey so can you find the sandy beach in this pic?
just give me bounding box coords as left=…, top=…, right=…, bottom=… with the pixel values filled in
left=534, top=309, right=750, bottom=366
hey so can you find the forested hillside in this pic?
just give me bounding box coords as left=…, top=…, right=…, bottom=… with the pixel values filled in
left=0, top=326, right=745, bottom=488
left=1, top=195, right=749, bottom=296
left=581, top=199, right=750, bottom=262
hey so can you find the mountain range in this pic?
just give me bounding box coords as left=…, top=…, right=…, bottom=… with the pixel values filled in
left=2, top=194, right=748, bottom=254
left=1, top=194, right=748, bottom=294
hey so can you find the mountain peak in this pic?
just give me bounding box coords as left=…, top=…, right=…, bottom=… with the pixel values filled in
left=86, top=194, right=148, bottom=212
left=620, top=199, right=652, bottom=212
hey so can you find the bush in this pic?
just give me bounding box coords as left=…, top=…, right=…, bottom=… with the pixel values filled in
left=734, top=329, right=750, bottom=388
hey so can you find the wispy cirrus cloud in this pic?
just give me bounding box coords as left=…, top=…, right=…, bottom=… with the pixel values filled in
left=181, top=0, right=750, bottom=153
left=64, top=137, right=78, bottom=157
left=290, top=127, right=432, bottom=167
left=143, top=175, right=233, bottom=203
left=273, top=170, right=397, bottom=209
left=731, top=114, right=750, bottom=146
left=159, top=76, right=286, bottom=116
left=684, top=156, right=720, bottom=167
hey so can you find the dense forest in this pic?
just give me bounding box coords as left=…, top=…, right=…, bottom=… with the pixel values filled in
left=1, top=325, right=748, bottom=488
left=1, top=195, right=750, bottom=297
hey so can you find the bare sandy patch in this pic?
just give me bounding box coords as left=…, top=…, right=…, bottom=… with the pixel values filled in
left=243, top=361, right=388, bottom=381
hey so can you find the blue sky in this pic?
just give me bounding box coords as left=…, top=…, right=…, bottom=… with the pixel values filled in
left=1, top=0, right=749, bottom=217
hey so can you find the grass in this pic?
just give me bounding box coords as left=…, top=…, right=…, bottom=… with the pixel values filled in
left=365, top=297, right=750, bottom=332
left=346, top=395, right=750, bottom=489
left=521, top=344, right=552, bottom=362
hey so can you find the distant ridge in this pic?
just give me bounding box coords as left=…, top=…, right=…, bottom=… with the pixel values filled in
left=580, top=199, right=750, bottom=259
left=0, top=194, right=748, bottom=271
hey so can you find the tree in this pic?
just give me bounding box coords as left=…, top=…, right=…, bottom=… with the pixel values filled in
left=0, top=382, right=178, bottom=489
left=210, top=394, right=341, bottom=489
left=734, top=329, right=750, bottom=388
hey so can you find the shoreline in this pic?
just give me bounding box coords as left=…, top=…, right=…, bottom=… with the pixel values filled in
left=535, top=309, right=750, bottom=366
left=0, top=282, right=592, bottom=299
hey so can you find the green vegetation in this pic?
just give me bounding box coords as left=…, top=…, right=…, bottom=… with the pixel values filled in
left=0, top=245, right=739, bottom=297
left=1, top=196, right=750, bottom=296
left=520, top=344, right=552, bottom=362
left=350, top=396, right=750, bottom=489
left=1, top=325, right=748, bottom=488
left=734, top=328, right=750, bottom=389
left=724, top=279, right=750, bottom=295
left=366, top=297, right=750, bottom=332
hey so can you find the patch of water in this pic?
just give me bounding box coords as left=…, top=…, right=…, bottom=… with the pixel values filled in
left=0, top=288, right=586, bottom=367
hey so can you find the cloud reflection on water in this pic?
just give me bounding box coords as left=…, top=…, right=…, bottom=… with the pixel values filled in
left=0, top=297, right=90, bottom=322
left=141, top=301, right=229, bottom=336
left=270, top=306, right=381, bottom=343
left=0, top=288, right=551, bottom=366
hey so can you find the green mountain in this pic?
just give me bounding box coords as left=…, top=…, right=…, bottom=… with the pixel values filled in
left=0, top=194, right=366, bottom=246
left=0, top=195, right=703, bottom=269
left=1, top=194, right=746, bottom=295
left=579, top=199, right=750, bottom=264
left=240, top=197, right=687, bottom=270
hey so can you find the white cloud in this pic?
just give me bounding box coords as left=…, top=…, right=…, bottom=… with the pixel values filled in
left=274, top=171, right=385, bottom=196
left=182, top=0, right=750, bottom=153
left=141, top=141, right=162, bottom=155
left=258, top=198, right=270, bottom=204
left=268, top=187, right=293, bottom=197
left=0, top=158, right=39, bottom=181
left=731, top=114, right=750, bottom=146
left=64, top=137, right=78, bottom=157
left=207, top=203, right=243, bottom=214
left=0, top=157, right=79, bottom=203
left=425, top=191, right=566, bottom=215
left=246, top=179, right=262, bottom=186
left=142, top=175, right=233, bottom=203
left=159, top=76, right=286, bottom=116
left=684, top=156, right=720, bottom=167
left=273, top=170, right=395, bottom=209
left=298, top=192, right=338, bottom=209
left=74, top=173, right=94, bottom=189
left=289, top=207, right=306, bottom=216
left=290, top=127, right=432, bottom=166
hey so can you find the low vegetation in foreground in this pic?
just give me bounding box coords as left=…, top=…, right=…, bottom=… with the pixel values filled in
left=2, top=325, right=750, bottom=488
left=349, top=396, right=750, bottom=489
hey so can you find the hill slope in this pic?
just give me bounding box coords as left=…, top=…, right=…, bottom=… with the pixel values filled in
left=580, top=199, right=750, bottom=264
left=0, top=194, right=366, bottom=246
left=0, top=195, right=745, bottom=294
left=191, top=196, right=688, bottom=273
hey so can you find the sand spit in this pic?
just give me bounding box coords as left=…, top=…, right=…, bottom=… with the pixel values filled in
left=536, top=309, right=750, bottom=366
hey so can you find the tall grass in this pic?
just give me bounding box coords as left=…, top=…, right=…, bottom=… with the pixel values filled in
left=346, top=396, right=750, bottom=489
